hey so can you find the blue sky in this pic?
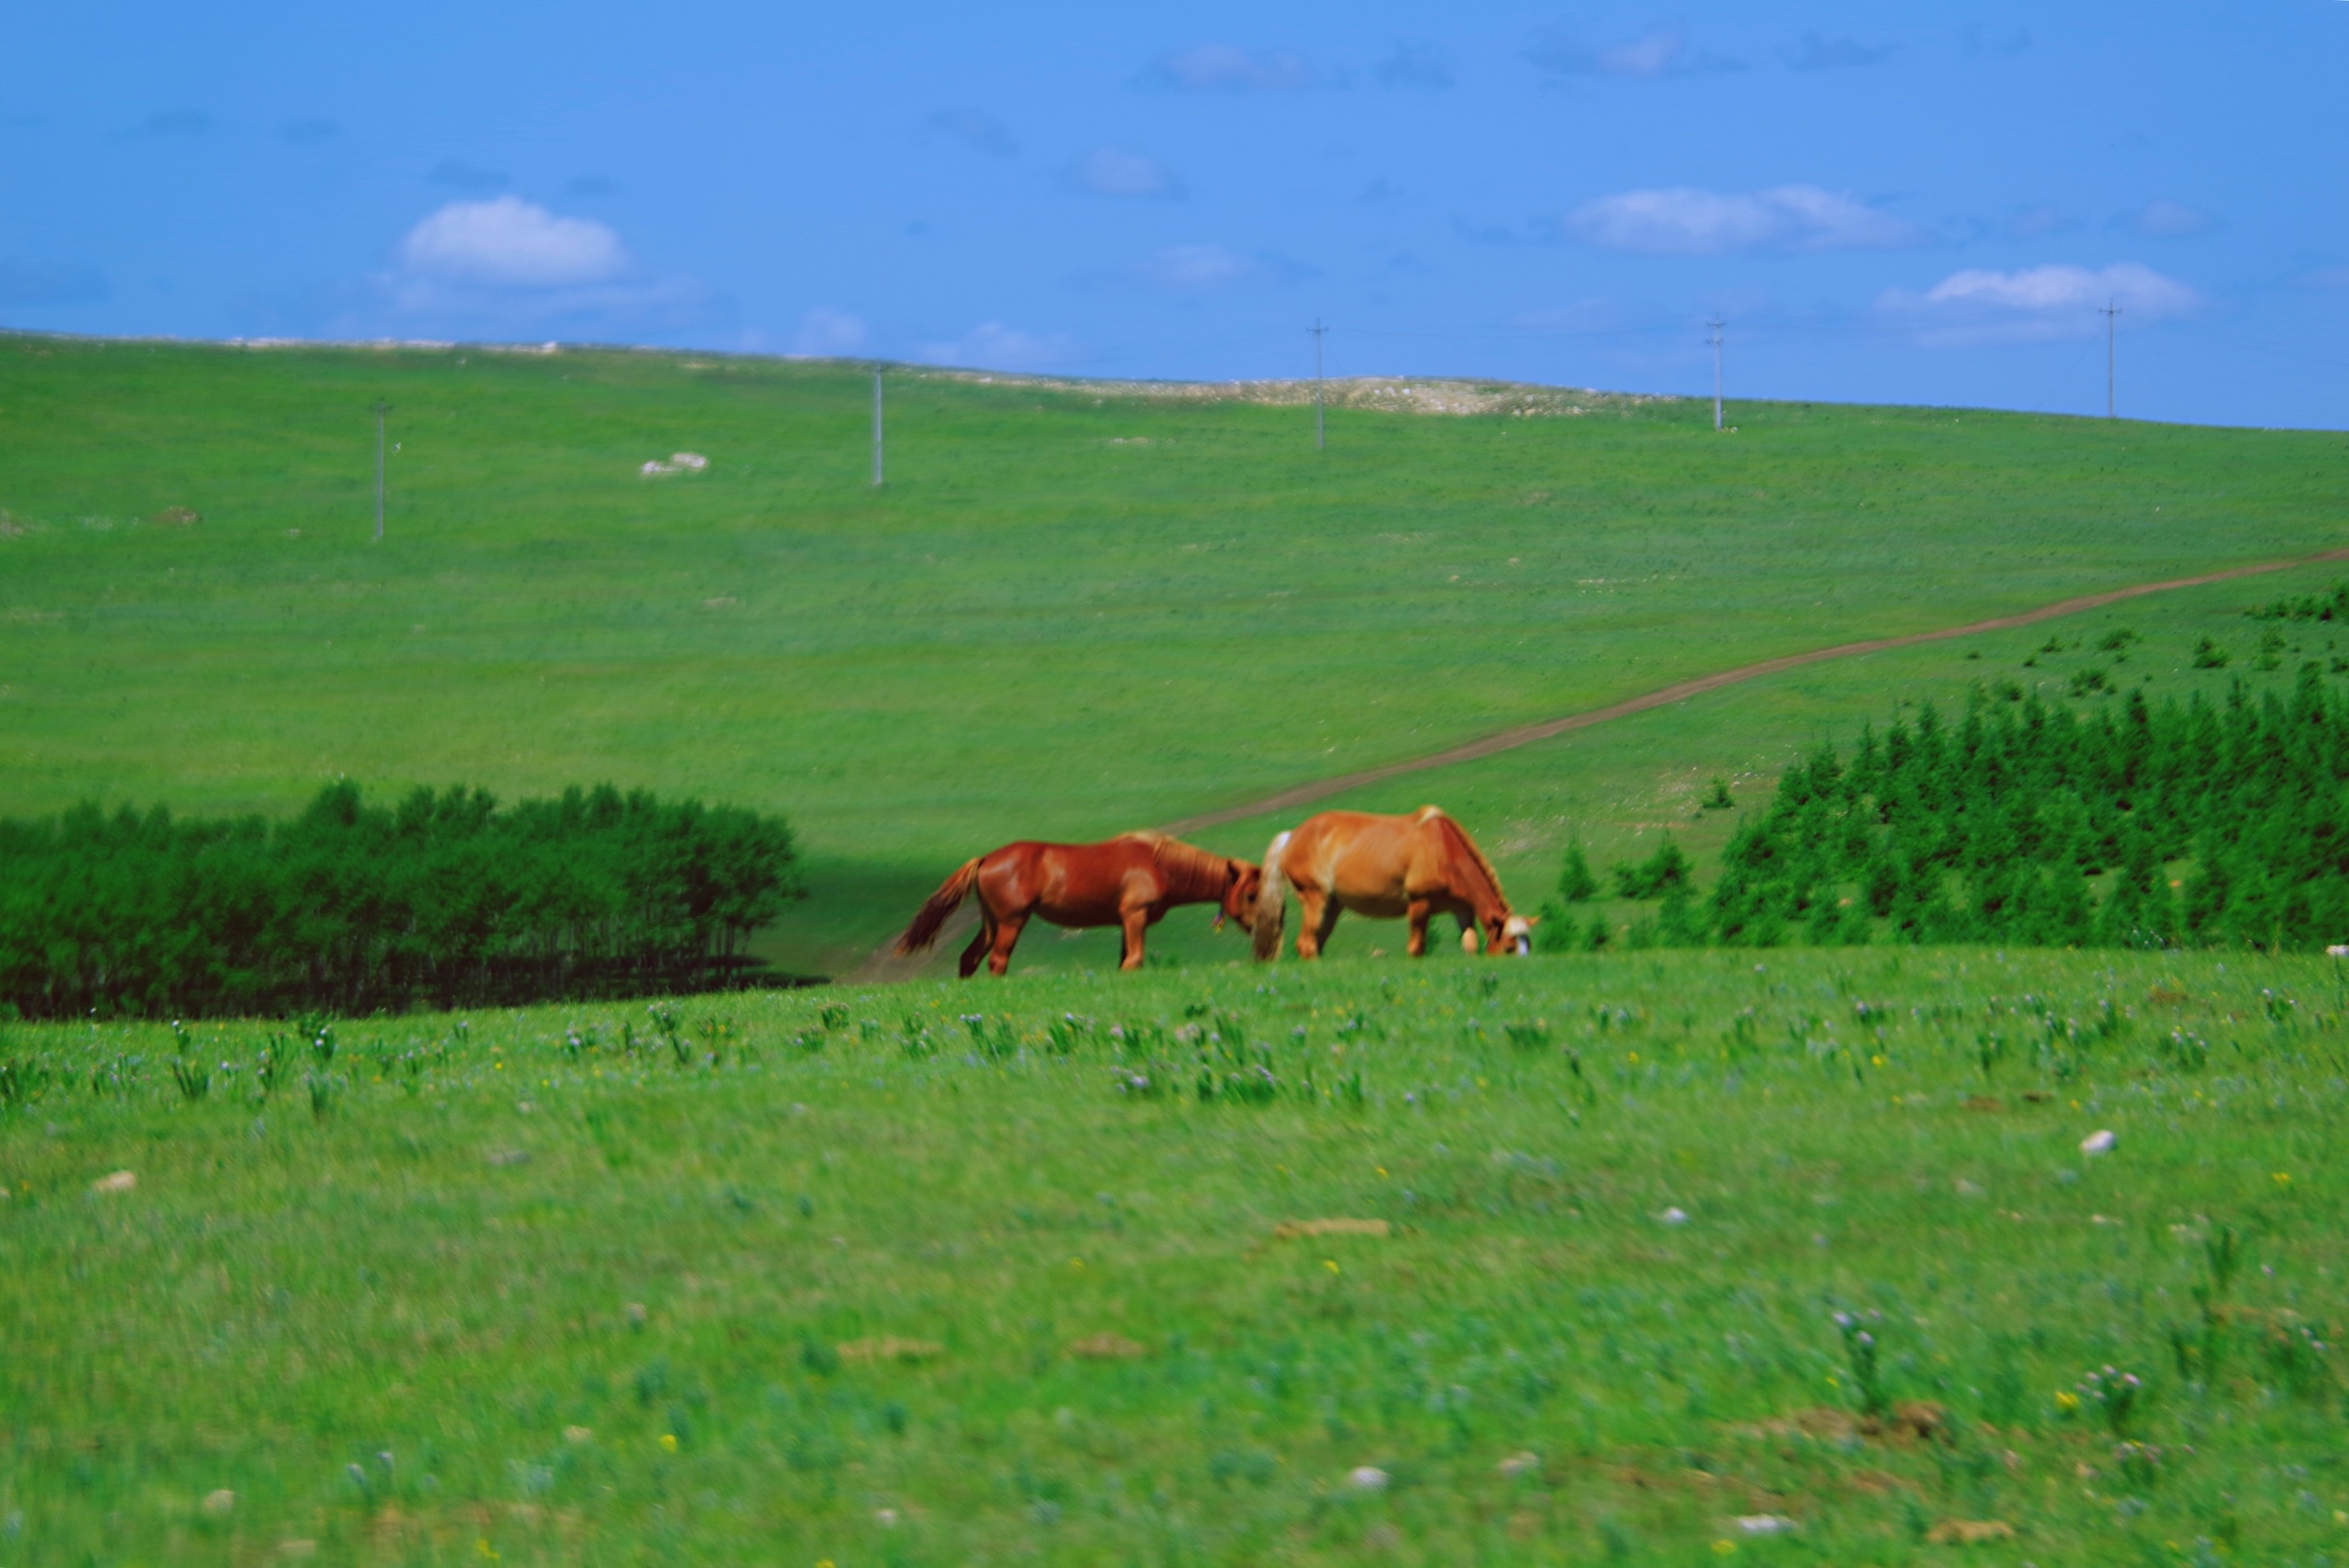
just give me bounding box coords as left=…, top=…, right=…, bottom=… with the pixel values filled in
left=6, top=2, right=2344, bottom=426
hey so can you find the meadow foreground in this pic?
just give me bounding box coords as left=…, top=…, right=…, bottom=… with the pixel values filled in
left=2, top=948, right=2340, bottom=1564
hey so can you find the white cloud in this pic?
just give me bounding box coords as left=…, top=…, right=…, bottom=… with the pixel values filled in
left=1529, top=28, right=1738, bottom=79
left=1880, top=262, right=2200, bottom=345
left=369, top=197, right=716, bottom=338
left=2120, top=199, right=2216, bottom=238
left=1066, top=147, right=1184, bottom=199
left=398, top=197, right=628, bottom=288
left=789, top=309, right=867, bottom=357
left=1142, top=43, right=1315, bottom=92
left=1565, top=185, right=1921, bottom=255
left=915, top=321, right=1077, bottom=371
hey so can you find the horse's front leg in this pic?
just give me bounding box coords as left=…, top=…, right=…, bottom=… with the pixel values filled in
left=1406, top=899, right=1435, bottom=958
left=1118, top=906, right=1152, bottom=970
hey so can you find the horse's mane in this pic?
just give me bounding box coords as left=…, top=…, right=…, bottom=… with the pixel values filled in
left=1120, top=830, right=1229, bottom=902
left=1423, top=809, right=1511, bottom=916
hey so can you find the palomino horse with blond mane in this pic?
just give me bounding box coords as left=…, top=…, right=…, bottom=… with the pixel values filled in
left=896, top=832, right=1262, bottom=977
left=1254, top=806, right=1533, bottom=961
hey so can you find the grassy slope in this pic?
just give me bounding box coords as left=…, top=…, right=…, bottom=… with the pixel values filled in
left=2, top=951, right=2340, bottom=1564
left=2, top=337, right=2345, bottom=973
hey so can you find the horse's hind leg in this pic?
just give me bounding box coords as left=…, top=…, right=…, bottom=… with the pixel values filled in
left=986, top=912, right=1029, bottom=977
left=958, top=919, right=993, bottom=979
left=1119, top=907, right=1150, bottom=970
left=1296, top=892, right=1339, bottom=960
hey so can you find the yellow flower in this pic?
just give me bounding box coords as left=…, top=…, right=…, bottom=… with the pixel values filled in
left=1323, top=1259, right=1339, bottom=1274
left=1068, top=1257, right=1085, bottom=1270
left=1629, top=1052, right=1639, bottom=1063
left=2273, top=1172, right=2293, bottom=1187
left=1871, top=1053, right=1885, bottom=1067
left=1375, top=1166, right=1388, bottom=1177
left=659, top=1433, right=678, bottom=1452
left=2056, top=1391, right=2080, bottom=1412
left=1713, top=1540, right=1738, bottom=1555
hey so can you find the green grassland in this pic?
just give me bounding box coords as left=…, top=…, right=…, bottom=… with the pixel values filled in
left=2, top=950, right=2342, bottom=1564
left=8, top=340, right=2349, bottom=1566
left=3, top=336, right=2346, bottom=974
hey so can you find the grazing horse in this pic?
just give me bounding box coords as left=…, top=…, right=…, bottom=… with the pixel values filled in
left=1253, top=806, right=1533, bottom=962
left=896, top=832, right=1262, bottom=977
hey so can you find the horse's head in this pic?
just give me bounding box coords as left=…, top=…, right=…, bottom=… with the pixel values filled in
left=1213, top=860, right=1264, bottom=933
left=1477, top=910, right=1536, bottom=957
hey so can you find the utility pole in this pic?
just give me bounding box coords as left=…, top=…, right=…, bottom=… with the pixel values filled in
left=2099, top=299, right=2121, bottom=419
left=369, top=399, right=392, bottom=541
left=1309, top=318, right=1327, bottom=450
left=871, top=368, right=884, bottom=487
left=1706, top=317, right=1724, bottom=431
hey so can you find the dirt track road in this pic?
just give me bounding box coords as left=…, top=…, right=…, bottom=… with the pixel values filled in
left=850, top=544, right=2349, bottom=981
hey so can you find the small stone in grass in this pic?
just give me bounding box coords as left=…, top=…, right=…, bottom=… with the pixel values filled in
left=1346, top=1466, right=1389, bottom=1492
left=2081, top=1129, right=2118, bottom=1156
left=91, top=1171, right=136, bottom=1194
left=1736, top=1514, right=1795, bottom=1535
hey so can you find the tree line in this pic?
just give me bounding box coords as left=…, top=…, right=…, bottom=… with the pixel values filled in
left=0, top=782, right=805, bottom=1018
left=1543, top=665, right=2349, bottom=953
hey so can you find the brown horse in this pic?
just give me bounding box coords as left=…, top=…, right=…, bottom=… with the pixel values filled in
left=896, top=832, right=1262, bottom=977
left=1253, top=806, right=1533, bottom=961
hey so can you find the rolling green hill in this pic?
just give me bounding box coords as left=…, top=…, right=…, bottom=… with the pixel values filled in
left=2, top=334, right=2344, bottom=974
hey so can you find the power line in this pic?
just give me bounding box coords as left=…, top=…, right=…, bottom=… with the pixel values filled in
left=1707, top=317, right=1725, bottom=431
left=2099, top=299, right=2123, bottom=419
left=1309, top=317, right=1327, bottom=450
left=369, top=399, right=392, bottom=542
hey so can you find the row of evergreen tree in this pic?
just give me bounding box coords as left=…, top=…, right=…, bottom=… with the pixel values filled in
left=0, top=782, right=805, bottom=1018
left=1541, top=666, right=2349, bottom=953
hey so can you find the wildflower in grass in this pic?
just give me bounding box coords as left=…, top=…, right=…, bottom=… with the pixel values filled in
left=2073, top=1366, right=2144, bottom=1435
left=1345, top=1466, right=1388, bottom=1492
left=1324, top=1259, right=1339, bottom=1273
left=2273, top=1172, right=2292, bottom=1187
left=659, top=1433, right=678, bottom=1452
left=2055, top=1390, right=2080, bottom=1413
left=2081, top=1128, right=2117, bottom=1155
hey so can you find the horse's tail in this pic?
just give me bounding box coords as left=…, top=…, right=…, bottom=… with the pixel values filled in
left=1252, top=830, right=1293, bottom=961
left=895, top=857, right=983, bottom=956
